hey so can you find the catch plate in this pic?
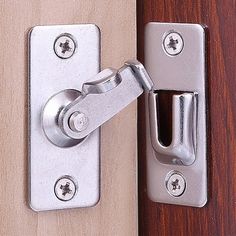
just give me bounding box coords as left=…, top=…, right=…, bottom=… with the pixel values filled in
left=29, top=24, right=100, bottom=211
left=145, top=22, right=207, bottom=207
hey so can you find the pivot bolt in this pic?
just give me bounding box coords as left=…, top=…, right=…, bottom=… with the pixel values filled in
left=69, top=111, right=89, bottom=132
left=54, top=33, right=76, bottom=59
left=163, top=31, right=184, bottom=56
left=54, top=176, right=77, bottom=201
left=166, top=171, right=186, bottom=197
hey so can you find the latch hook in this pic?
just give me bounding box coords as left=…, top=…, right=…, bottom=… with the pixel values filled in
left=42, top=60, right=153, bottom=146
left=59, top=60, right=153, bottom=140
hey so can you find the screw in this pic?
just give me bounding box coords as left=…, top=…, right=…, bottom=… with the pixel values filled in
left=68, top=111, right=89, bottom=132
left=163, top=31, right=184, bottom=56
left=54, top=33, right=76, bottom=59
left=54, top=176, right=77, bottom=201
left=166, top=171, right=186, bottom=197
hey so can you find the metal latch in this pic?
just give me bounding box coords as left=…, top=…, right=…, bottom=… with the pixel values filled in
left=28, top=24, right=152, bottom=211
left=29, top=23, right=207, bottom=211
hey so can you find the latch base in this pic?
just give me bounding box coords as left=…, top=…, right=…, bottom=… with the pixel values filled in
left=29, top=24, right=100, bottom=211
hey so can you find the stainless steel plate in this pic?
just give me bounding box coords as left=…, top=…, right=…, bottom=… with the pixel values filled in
left=145, top=22, right=207, bottom=207
left=29, top=24, right=100, bottom=211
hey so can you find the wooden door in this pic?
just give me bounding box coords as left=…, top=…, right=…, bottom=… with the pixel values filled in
left=138, top=1, right=236, bottom=235
left=0, top=1, right=137, bottom=235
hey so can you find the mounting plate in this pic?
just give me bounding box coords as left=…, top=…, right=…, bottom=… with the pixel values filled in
left=145, top=22, right=207, bottom=207
left=28, top=24, right=100, bottom=211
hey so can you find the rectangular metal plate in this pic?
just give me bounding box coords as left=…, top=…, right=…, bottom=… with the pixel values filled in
left=145, top=22, right=207, bottom=207
left=29, top=24, right=100, bottom=211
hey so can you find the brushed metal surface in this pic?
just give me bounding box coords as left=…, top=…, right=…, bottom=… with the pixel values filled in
left=29, top=24, right=100, bottom=211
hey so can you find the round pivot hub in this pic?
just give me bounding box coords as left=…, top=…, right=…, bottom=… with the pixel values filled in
left=42, top=89, right=86, bottom=147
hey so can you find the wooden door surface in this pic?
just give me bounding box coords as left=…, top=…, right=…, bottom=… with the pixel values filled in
left=0, top=1, right=137, bottom=235
left=138, top=1, right=236, bottom=236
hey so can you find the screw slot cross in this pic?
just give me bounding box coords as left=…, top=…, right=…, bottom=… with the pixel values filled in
left=167, top=36, right=179, bottom=50
left=59, top=40, right=72, bottom=54
left=60, top=182, right=72, bottom=196
left=171, top=178, right=181, bottom=191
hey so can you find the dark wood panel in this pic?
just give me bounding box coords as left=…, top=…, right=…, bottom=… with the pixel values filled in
left=138, top=0, right=236, bottom=235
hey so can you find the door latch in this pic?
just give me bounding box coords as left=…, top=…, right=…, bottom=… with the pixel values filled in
left=29, top=23, right=207, bottom=211
left=28, top=24, right=152, bottom=211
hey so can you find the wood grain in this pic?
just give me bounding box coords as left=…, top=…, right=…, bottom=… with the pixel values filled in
left=138, top=0, right=236, bottom=235
left=0, top=1, right=137, bottom=235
